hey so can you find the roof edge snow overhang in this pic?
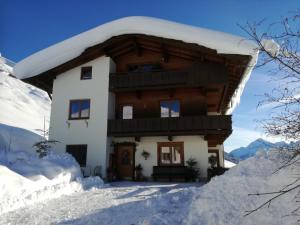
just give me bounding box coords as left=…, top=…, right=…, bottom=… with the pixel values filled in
left=14, top=16, right=259, bottom=113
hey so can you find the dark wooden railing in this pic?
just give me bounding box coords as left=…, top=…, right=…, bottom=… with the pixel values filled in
left=109, top=62, right=228, bottom=91
left=107, top=115, right=232, bottom=137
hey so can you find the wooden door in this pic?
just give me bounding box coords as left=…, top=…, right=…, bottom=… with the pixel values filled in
left=116, top=144, right=134, bottom=180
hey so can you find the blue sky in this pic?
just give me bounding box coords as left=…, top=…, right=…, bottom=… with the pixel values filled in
left=1, top=0, right=299, bottom=151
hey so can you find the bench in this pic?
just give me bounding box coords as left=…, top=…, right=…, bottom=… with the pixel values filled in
left=152, top=166, right=188, bottom=181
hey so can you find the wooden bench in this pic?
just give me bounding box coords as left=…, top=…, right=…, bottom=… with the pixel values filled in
left=152, top=166, right=188, bottom=181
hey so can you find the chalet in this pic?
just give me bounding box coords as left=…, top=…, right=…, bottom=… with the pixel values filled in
left=14, top=17, right=258, bottom=180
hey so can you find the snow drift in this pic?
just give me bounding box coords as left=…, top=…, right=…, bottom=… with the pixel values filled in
left=0, top=148, right=104, bottom=214
left=186, top=150, right=299, bottom=225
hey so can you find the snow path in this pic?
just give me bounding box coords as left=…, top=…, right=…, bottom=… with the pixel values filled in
left=0, top=182, right=202, bottom=225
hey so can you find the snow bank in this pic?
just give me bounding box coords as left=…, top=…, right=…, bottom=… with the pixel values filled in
left=0, top=123, right=41, bottom=152
left=0, top=149, right=104, bottom=214
left=186, top=150, right=299, bottom=225
left=14, top=16, right=259, bottom=114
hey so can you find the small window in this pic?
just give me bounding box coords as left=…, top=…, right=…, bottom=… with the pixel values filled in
left=160, top=101, right=180, bottom=118
left=81, top=67, right=92, bottom=80
left=158, top=142, right=184, bottom=165
left=66, top=145, right=87, bottom=166
left=122, top=105, right=133, bottom=119
left=69, top=99, right=90, bottom=120
left=128, top=63, right=161, bottom=72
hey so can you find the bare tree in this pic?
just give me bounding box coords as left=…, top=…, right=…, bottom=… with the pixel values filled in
left=240, top=10, right=300, bottom=220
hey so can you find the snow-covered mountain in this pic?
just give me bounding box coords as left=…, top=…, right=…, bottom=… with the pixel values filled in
left=0, top=56, right=51, bottom=135
left=228, top=138, right=296, bottom=161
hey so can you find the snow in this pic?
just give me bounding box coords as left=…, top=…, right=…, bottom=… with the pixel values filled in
left=186, top=150, right=299, bottom=225
left=14, top=16, right=259, bottom=114
left=262, top=39, right=280, bottom=57
left=0, top=148, right=104, bottom=214
left=0, top=59, right=51, bottom=134
left=224, top=159, right=236, bottom=168
left=0, top=150, right=298, bottom=225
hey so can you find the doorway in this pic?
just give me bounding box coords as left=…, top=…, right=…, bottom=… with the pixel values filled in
left=116, top=143, right=135, bottom=180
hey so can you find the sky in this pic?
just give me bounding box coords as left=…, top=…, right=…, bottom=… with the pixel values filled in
left=1, top=0, right=299, bottom=152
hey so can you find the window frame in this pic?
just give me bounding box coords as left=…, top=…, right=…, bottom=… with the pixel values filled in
left=68, top=99, right=91, bottom=120
left=66, top=144, right=87, bottom=167
left=80, top=66, right=92, bottom=80
left=121, top=104, right=134, bottom=120
left=160, top=100, right=180, bottom=118
left=157, top=142, right=184, bottom=166
left=119, top=104, right=134, bottom=120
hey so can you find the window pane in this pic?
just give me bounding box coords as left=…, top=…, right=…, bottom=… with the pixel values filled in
left=172, top=146, right=181, bottom=164
left=70, top=101, right=80, bottom=118
left=170, top=101, right=180, bottom=117
left=81, top=67, right=92, bottom=80
left=123, top=105, right=133, bottom=119
left=161, top=147, right=171, bottom=164
left=81, top=100, right=90, bottom=118
left=160, top=102, right=169, bottom=118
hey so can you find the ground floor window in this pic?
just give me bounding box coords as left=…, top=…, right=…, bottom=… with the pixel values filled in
left=66, top=144, right=87, bottom=166
left=157, top=142, right=184, bottom=165
left=208, top=149, right=220, bottom=167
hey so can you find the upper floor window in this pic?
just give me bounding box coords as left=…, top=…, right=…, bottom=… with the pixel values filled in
left=128, top=63, right=161, bottom=73
left=69, top=99, right=90, bottom=120
left=81, top=66, right=92, bottom=80
left=122, top=105, right=133, bottom=119
left=160, top=100, right=180, bottom=118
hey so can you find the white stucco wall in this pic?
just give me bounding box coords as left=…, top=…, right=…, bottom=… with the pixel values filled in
left=49, top=56, right=115, bottom=178
left=114, top=136, right=209, bottom=178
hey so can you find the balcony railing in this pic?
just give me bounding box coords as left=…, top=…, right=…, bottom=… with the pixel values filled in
left=107, top=115, right=232, bottom=137
left=109, top=63, right=227, bottom=91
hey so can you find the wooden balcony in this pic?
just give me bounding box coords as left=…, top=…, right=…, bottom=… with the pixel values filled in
left=107, top=115, right=232, bottom=137
left=109, top=62, right=228, bottom=91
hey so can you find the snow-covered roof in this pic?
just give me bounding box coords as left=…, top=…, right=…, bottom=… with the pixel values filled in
left=14, top=16, right=259, bottom=113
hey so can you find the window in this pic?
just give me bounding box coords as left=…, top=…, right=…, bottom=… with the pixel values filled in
left=66, top=145, right=87, bottom=166
left=160, top=101, right=180, bottom=118
left=122, top=105, right=133, bottom=119
left=158, top=142, right=184, bottom=165
left=69, top=99, right=90, bottom=120
left=128, top=63, right=161, bottom=72
left=81, top=66, right=92, bottom=80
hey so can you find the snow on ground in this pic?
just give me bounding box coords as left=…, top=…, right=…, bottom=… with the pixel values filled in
left=0, top=147, right=103, bottom=214
left=0, top=59, right=51, bottom=134
left=0, top=123, right=41, bottom=152
left=0, top=150, right=298, bottom=225
left=0, top=182, right=201, bottom=225
left=224, top=159, right=236, bottom=168
left=187, top=150, right=300, bottom=225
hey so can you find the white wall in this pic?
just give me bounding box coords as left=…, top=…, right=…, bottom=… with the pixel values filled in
left=49, top=56, right=115, bottom=178
left=114, top=136, right=209, bottom=178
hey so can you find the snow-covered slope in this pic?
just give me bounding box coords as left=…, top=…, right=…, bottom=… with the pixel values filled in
left=0, top=57, right=51, bottom=134
left=229, top=138, right=291, bottom=161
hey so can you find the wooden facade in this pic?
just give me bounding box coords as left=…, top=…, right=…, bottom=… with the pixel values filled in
left=22, top=33, right=252, bottom=147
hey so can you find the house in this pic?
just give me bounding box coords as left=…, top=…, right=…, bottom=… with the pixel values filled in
left=14, top=17, right=258, bottom=180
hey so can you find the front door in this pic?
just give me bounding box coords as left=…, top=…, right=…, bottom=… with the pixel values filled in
left=116, top=144, right=134, bottom=180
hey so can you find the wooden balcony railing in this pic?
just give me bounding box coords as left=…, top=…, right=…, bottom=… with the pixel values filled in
left=107, top=115, right=232, bottom=137
left=109, top=62, right=227, bottom=91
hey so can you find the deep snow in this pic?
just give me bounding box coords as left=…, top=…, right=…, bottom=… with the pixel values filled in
left=0, top=148, right=104, bottom=215
left=0, top=150, right=298, bottom=225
